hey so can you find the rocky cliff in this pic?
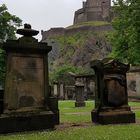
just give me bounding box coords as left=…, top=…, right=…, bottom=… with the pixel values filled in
left=41, top=21, right=112, bottom=81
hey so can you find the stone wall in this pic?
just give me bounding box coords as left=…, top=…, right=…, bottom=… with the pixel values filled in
left=127, top=66, right=140, bottom=100
left=41, top=24, right=112, bottom=40
left=41, top=28, right=65, bottom=41
left=65, top=24, right=112, bottom=36
left=74, top=0, right=111, bottom=24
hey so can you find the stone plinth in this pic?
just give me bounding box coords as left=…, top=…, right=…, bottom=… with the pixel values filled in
left=90, top=58, right=135, bottom=124
left=0, top=24, right=59, bottom=133
left=75, top=83, right=85, bottom=107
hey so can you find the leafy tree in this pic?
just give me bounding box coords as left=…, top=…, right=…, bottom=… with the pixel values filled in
left=49, top=64, right=88, bottom=84
left=110, top=0, right=140, bottom=65
left=0, top=4, right=22, bottom=86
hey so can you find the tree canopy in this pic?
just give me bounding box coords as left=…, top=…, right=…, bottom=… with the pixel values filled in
left=0, top=4, right=22, bottom=86
left=111, top=0, right=140, bottom=65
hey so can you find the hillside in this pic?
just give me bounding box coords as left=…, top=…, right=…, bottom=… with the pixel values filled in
left=42, top=21, right=113, bottom=82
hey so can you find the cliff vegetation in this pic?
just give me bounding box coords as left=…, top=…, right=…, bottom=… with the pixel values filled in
left=47, top=23, right=112, bottom=83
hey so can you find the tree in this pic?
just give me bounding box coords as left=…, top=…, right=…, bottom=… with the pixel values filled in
left=0, top=4, right=22, bottom=86
left=49, top=64, right=87, bottom=84
left=110, top=0, right=140, bottom=65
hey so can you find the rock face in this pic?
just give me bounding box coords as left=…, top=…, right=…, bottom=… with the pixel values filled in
left=41, top=0, right=113, bottom=73
left=41, top=27, right=112, bottom=71
left=70, top=34, right=112, bottom=68
left=74, top=0, right=111, bottom=24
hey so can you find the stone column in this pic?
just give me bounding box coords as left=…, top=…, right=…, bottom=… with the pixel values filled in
left=53, top=83, right=58, bottom=97
left=75, top=83, right=85, bottom=107
left=64, top=86, right=68, bottom=100
left=60, top=83, right=64, bottom=99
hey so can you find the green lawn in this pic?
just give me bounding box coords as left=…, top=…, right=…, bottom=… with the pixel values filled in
left=1, top=124, right=140, bottom=140
left=60, top=100, right=93, bottom=123
left=59, top=100, right=94, bottom=113
left=1, top=101, right=140, bottom=140
left=60, top=100, right=140, bottom=123
left=129, top=102, right=140, bottom=107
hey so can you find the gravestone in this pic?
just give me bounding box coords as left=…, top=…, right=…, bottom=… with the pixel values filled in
left=0, top=24, right=59, bottom=133
left=90, top=58, right=135, bottom=124
left=65, top=85, right=75, bottom=100
left=75, top=83, right=85, bottom=107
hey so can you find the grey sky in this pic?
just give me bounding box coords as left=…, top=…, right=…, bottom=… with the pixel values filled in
left=1, top=0, right=84, bottom=40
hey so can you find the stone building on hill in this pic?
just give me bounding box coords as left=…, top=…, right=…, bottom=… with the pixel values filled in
left=74, top=0, right=111, bottom=24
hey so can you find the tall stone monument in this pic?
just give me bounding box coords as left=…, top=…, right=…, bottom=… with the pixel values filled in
left=75, top=83, right=85, bottom=107
left=0, top=24, right=59, bottom=133
left=90, top=58, right=135, bottom=124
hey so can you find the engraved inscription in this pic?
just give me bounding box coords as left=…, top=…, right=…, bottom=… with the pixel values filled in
left=5, top=56, right=44, bottom=110
left=105, top=79, right=125, bottom=106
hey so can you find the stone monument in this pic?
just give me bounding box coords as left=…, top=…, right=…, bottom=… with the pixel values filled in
left=75, top=83, right=85, bottom=107
left=0, top=24, right=59, bottom=133
left=90, top=58, right=135, bottom=124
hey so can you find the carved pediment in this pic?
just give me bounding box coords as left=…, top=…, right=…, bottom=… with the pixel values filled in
left=91, top=58, right=129, bottom=74
left=103, top=58, right=129, bottom=74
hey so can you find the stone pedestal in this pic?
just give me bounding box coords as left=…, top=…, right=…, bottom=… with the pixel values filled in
left=75, top=83, right=85, bottom=107
left=90, top=58, right=135, bottom=124
left=0, top=24, right=59, bottom=133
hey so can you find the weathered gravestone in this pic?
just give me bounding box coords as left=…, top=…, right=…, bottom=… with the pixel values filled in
left=90, top=58, right=135, bottom=124
left=0, top=24, right=59, bottom=133
left=75, top=83, right=85, bottom=107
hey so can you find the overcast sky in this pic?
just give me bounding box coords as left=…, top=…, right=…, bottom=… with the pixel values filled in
left=1, top=0, right=84, bottom=40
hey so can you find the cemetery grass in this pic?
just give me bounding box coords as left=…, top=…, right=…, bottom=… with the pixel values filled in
left=60, top=100, right=93, bottom=123
left=1, top=101, right=140, bottom=140
left=60, top=100, right=140, bottom=123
